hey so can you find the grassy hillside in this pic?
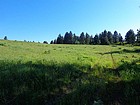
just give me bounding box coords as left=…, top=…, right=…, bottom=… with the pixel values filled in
left=0, top=40, right=140, bottom=64
left=0, top=40, right=140, bottom=105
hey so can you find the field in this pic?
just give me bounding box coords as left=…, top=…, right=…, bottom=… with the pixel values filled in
left=0, top=40, right=140, bottom=105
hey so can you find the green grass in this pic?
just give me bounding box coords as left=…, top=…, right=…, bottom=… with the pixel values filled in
left=0, top=40, right=140, bottom=105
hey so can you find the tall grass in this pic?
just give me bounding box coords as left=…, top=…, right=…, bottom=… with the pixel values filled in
left=0, top=40, right=140, bottom=105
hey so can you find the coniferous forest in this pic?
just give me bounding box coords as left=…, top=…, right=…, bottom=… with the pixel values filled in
left=49, top=29, right=140, bottom=45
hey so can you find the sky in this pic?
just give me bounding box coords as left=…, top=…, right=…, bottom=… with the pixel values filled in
left=0, top=0, right=140, bottom=42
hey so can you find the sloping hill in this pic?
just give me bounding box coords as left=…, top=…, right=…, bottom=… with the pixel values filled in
left=0, top=40, right=140, bottom=105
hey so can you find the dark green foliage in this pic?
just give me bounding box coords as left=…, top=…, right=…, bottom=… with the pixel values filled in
left=4, top=36, right=8, bottom=40
left=0, top=61, right=87, bottom=105
left=57, top=34, right=64, bottom=44
left=99, top=30, right=110, bottom=45
left=113, top=31, right=119, bottom=43
left=103, top=80, right=140, bottom=105
left=51, top=30, right=129, bottom=45
left=118, top=33, right=123, bottom=44
left=59, top=60, right=140, bottom=105
left=136, top=29, right=140, bottom=43
left=54, top=39, right=57, bottom=44
left=43, top=41, right=48, bottom=44
left=89, top=35, right=94, bottom=45
left=85, top=33, right=90, bottom=44
left=50, top=40, right=54, bottom=44
left=80, top=32, right=85, bottom=44
left=64, top=31, right=73, bottom=44
left=0, top=43, right=5, bottom=46
left=0, top=59, right=139, bottom=105
left=134, top=49, right=140, bottom=53
left=125, top=29, right=135, bottom=44
left=94, top=34, right=100, bottom=45
left=107, top=31, right=113, bottom=44
left=44, top=50, right=50, bottom=54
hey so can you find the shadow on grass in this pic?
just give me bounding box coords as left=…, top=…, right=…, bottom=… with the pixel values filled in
left=0, top=61, right=89, bottom=105
left=59, top=79, right=140, bottom=105
left=0, top=60, right=140, bottom=105
left=101, top=48, right=140, bottom=55
left=122, top=49, right=140, bottom=53
left=60, top=59, right=140, bottom=105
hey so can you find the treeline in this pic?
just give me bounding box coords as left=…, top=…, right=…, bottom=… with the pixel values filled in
left=49, top=29, right=140, bottom=45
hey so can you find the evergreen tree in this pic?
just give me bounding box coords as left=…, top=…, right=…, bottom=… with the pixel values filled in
left=125, top=29, right=135, bottom=44
left=113, top=31, right=119, bottom=43
left=43, top=41, right=48, bottom=44
left=74, top=34, right=80, bottom=44
left=94, top=34, right=100, bottom=45
left=72, top=33, right=76, bottom=44
left=50, top=40, right=54, bottom=44
left=99, top=30, right=109, bottom=45
left=136, top=29, right=140, bottom=43
left=63, top=31, right=73, bottom=44
left=80, top=32, right=85, bottom=44
left=4, top=36, right=7, bottom=40
left=99, top=33, right=102, bottom=44
left=85, top=33, right=90, bottom=44
left=54, top=39, right=57, bottom=44
left=118, top=33, right=123, bottom=44
left=107, top=31, right=113, bottom=44
left=64, top=32, right=69, bottom=44
left=69, top=31, right=73, bottom=44
left=57, top=34, right=63, bottom=44
left=89, top=35, right=94, bottom=45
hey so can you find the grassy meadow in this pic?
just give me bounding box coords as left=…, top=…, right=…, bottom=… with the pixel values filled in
left=0, top=40, right=140, bottom=105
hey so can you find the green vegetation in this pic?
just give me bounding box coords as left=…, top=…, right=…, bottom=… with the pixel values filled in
left=50, top=29, right=140, bottom=45
left=0, top=40, right=140, bottom=105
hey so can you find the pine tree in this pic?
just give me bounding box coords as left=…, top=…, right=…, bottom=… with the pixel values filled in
left=43, top=41, right=48, bottom=44
left=54, top=39, right=57, bottom=44
left=89, top=35, right=94, bottom=45
left=107, top=31, right=113, bottom=44
left=99, top=30, right=109, bottom=45
left=80, top=32, right=85, bottom=44
left=4, top=36, right=7, bottom=40
left=85, top=33, right=90, bottom=44
left=94, top=34, right=100, bottom=45
left=50, top=40, right=54, bottom=44
left=118, top=33, right=123, bottom=44
left=125, top=29, right=135, bottom=44
left=113, top=31, right=119, bottom=43
left=63, top=31, right=73, bottom=44
left=136, top=29, right=140, bottom=43
left=57, top=34, right=63, bottom=44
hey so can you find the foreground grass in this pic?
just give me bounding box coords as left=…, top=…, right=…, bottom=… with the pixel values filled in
left=0, top=40, right=140, bottom=105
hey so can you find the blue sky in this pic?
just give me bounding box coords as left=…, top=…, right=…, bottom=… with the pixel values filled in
left=0, top=0, right=140, bottom=42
